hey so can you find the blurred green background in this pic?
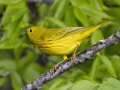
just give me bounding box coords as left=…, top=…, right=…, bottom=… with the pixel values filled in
left=0, top=0, right=120, bottom=90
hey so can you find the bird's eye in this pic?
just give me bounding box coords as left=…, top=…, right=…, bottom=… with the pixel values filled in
left=30, top=29, right=32, bottom=32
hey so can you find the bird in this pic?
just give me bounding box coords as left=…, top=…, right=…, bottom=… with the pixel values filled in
left=26, top=20, right=109, bottom=71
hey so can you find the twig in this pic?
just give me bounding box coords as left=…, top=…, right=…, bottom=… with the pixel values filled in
left=26, top=0, right=54, bottom=4
left=0, top=71, right=12, bottom=78
left=104, top=2, right=120, bottom=7
left=21, top=30, right=120, bottom=90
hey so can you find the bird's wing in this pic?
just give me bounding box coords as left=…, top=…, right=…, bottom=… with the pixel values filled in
left=41, top=20, right=109, bottom=41
left=62, top=27, right=87, bottom=36
left=41, top=27, right=86, bottom=41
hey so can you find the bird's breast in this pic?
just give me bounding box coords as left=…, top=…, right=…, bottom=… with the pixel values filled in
left=35, top=39, right=81, bottom=55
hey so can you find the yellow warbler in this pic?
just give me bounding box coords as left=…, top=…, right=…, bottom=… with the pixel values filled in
left=26, top=20, right=109, bottom=61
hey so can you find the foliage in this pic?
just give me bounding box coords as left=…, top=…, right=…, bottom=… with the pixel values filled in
left=0, top=0, right=120, bottom=90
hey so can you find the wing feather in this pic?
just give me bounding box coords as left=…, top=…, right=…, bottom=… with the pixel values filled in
left=41, top=27, right=87, bottom=41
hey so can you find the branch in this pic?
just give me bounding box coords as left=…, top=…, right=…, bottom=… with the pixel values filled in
left=21, top=30, right=120, bottom=90
left=26, top=0, right=54, bottom=4
left=0, top=71, right=12, bottom=78
left=104, top=2, right=120, bottom=7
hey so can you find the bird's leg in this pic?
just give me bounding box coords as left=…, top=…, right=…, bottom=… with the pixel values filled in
left=51, top=55, right=68, bottom=73
left=71, top=45, right=79, bottom=63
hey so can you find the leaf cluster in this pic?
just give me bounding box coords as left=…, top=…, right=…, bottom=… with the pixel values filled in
left=0, top=0, right=120, bottom=90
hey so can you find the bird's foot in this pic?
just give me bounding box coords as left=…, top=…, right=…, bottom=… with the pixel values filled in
left=71, top=54, right=77, bottom=63
left=50, top=64, right=59, bottom=74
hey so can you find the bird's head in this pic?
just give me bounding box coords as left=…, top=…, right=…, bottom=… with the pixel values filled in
left=26, top=26, right=45, bottom=42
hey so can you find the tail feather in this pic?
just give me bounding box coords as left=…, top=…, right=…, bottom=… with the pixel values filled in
left=79, top=20, right=109, bottom=40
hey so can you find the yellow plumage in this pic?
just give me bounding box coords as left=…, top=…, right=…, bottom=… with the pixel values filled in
left=26, top=20, right=109, bottom=60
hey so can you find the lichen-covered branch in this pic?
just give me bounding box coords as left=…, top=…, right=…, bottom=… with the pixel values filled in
left=0, top=71, right=12, bottom=78
left=21, top=30, right=120, bottom=90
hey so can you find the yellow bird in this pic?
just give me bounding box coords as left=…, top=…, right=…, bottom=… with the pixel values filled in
left=26, top=20, right=108, bottom=70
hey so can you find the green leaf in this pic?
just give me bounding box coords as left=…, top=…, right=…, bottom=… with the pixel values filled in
left=36, top=20, right=46, bottom=27
left=98, top=78, right=120, bottom=90
left=19, top=14, right=30, bottom=27
left=64, top=7, right=77, bottom=27
left=111, top=55, right=120, bottom=69
left=54, top=0, right=69, bottom=19
left=90, top=30, right=104, bottom=45
left=0, top=0, right=21, bottom=5
left=18, top=51, right=38, bottom=71
left=74, top=6, right=89, bottom=25
left=22, top=64, right=40, bottom=83
left=70, top=80, right=96, bottom=90
left=83, top=76, right=96, bottom=84
left=50, top=0, right=61, bottom=12
left=92, top=84, right=101, bottom=90
left=19, top=13, right=30, bottom=28
left=89, top=57, right=100, bottom=79
left=80, top=5, right=111, bottom=19
left=0, top=21, right=19, bottom=42
left=89, top=0, right=103, bottom=10
left=49, top=78, right=68, bottom=90
left=108, top=0, right=120, bottom=6
left=0, top=70, right=7, bottom=86
left=99, top=55, right=116, bottom=77
left=1, top=1, right=26, bottom=25
left=111, top=55, right=120, bottom=78
left=54, top=83, right=73, bottom=90
left=37, top=3, right=49, bottom=18
left=6, top=0, right=25, bottom=9
left=14, top=46, right=23, bottom=60
left=11, top=72, right=23, bottom=90
left=0, top=59, right=16, bottom=70
left=0, top=39, right=22, bottom=49
left=70, top=0, right=86, bottom=6
left=1, top=9, right=14, bottom=25
left=45, top=17, right=66, bottom=28
left=11, top=9, right=27, bottom=22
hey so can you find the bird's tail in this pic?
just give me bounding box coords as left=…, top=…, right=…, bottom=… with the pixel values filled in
left=79, top=19, right=109, bottom=40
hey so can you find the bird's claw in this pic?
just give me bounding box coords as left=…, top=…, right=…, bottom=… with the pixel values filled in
left=50, top=64, right=59, bottom=74
left=71, top=54, right=77, bottom=63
